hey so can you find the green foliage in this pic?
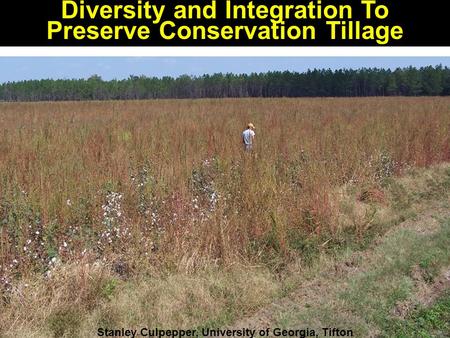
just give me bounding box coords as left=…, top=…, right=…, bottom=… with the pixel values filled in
left=1, top=66, right=450, bottom=101
left=419, top=250, right=444, bottom=283
left=119, top=130, right=132, bottom=143
left=101, top=278, right=118, bottom=300
left=387, top=292, right=450, bottom=338
left=103, top=179, right=121, bottom=193
left=44, top=220, right=59, bottom=259
left=388, top=181, right=413, bottom=211
left=361, top=219, right=450, bottom=333
left=286, top=229, right=320, bottom=266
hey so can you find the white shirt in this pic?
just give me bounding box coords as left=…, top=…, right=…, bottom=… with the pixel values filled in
left=242, top=129, right=255, bottom=145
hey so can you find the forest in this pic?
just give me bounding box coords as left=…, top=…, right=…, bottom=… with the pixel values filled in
left=0, top=65, right=448, bottom=101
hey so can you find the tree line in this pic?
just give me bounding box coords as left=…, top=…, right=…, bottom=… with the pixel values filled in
left=1, top=65, right=449, bottom=101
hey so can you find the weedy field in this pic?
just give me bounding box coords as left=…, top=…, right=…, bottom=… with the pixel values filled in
left=0, top=97, right=449, bottom=336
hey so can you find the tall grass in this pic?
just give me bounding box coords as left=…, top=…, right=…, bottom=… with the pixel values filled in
left=0, top=97, right=449, bottom=288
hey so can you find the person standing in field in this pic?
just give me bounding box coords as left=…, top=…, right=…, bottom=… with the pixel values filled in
left=242, top=123, right=256, bottom=151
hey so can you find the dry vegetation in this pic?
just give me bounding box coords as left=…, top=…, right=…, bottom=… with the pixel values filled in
left=0, top=97, right=449, bottom=336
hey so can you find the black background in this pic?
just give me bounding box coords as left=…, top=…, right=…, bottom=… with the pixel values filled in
left=0, top=0, right=446, bottom=46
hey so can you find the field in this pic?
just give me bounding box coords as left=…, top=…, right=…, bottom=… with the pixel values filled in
left=0, top=97, right=449, bottom=336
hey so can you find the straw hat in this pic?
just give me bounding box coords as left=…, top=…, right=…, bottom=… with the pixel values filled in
left=247, top=123, right=255, bottom=130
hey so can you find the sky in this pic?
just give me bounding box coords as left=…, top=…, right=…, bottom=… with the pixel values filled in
left=0, top=57, right=449, bottom=82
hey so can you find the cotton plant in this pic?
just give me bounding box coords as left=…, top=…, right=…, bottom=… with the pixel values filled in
left=191, top=157, right=222, bottom=222
left=99, top=191, right=125, bottom=246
